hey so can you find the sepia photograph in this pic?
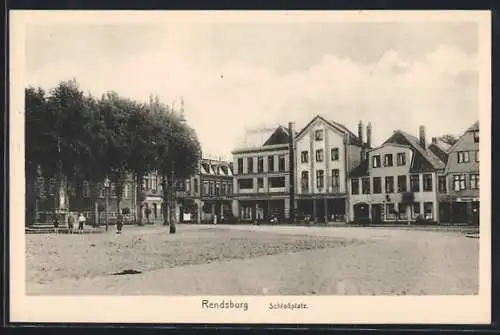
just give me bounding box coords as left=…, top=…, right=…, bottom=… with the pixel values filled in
left=10, top=10, right=491, bottom=324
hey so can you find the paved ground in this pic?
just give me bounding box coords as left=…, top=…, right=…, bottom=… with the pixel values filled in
left=26, top=224, right=479, bottom=295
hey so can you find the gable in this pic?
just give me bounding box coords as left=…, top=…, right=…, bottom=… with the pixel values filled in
left=295, top=115, right=359, bottom=144
left=263, top=126, right=290, bottom=146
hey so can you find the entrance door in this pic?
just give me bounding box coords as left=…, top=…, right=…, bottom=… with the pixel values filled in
left=353, top=203, right=369, bottom=221
left=371, top=204, right=382, bottom=224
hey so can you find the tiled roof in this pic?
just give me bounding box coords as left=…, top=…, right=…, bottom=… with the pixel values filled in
left=389, top=131, right=446, bottom=171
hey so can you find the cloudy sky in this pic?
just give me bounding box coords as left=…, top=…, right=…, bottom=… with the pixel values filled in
left=25, top=16, right=480, bottom=160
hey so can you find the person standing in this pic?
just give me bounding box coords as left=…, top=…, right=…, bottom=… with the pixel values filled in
left=116, top=213, right=124, bottom=234
left=52, top=211, right=59, bottom=234
left=78, top=213, right=86, bottom=233
left=67, top=213, right=75, bottom=234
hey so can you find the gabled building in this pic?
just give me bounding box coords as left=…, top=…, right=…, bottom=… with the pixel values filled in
left=231, top=125, right=293, bottom=222
left=348, top=126, right=445, bottom=224
left=437, top=122, right=480, bottom=224
left=294, top=115, right=368, bottom=223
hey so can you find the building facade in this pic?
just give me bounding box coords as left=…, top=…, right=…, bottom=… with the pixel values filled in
left=437, top=122, right=480, bottom=224
left=232, top=125, right=292, bottom=222
left=348, top=126, right=445, bottom=224
left=294, top=116, right=367, bottom=223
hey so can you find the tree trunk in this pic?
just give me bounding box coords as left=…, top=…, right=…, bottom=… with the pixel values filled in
left=136, top=173, right=144, bottom=226
left=169, top=169, right=176, bottom=234
left=161, top=176, right=169, bottom=226
left=94, top=200, right=99, bottom=227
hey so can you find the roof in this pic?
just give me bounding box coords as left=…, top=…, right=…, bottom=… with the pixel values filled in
left=295, top=115, right=365, bottom=147
left=447, top=121, right=480, bottom=154
left=200, top=158, right=233, bottom=177
left=428, top=138, right=451, bottom=164
left=233, top=125, right=290, bottom=153
left=385, top=130, right=446, bottom=172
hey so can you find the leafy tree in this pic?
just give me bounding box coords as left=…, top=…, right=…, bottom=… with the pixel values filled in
left=153, top=105, right=201, bottom=233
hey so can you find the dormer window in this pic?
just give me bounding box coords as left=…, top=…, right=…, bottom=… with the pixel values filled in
left=473, top=130, right=479, bottom=143
left=315, top=129, right=324, bottom=141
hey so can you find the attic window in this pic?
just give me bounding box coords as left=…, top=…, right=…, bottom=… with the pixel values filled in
left=473, top=130, right=479, bottom=143
left=315, top=130, right=324, bottom=141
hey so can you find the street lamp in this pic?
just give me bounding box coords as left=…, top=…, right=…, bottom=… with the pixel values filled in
left=104, top=177, right=111, bottom=232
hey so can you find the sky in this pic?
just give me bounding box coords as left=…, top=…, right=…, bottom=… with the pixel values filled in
left=25, top=18, right=480, bottom=160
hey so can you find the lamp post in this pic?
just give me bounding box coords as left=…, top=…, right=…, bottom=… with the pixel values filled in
left=104, top=177, right=110, bottom=232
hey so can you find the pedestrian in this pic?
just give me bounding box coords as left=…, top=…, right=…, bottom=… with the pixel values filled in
left=116, top=213, right=124, bottom=234
left=78, top=213, right=86, bottom=233
left=213, top=213, right=217, bottom=225
left=67, top=212, right=75, bottom=234
left=52, top=211, right=59, bottom=234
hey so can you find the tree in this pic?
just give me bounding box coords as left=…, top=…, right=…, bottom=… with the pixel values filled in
left=439, top=134, right=458, bottom=146
left=153, top=105, right=201, bottom=233
left=25, top=87, right=48, bottom=225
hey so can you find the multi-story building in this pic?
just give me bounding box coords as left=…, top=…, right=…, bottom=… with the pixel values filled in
left=232, top=125, right=293, bottom=222
left=176, top=158, right=234, bottom=223
left=294, top=116, right=368, bottom=223
left=348, top=126, right=445, bottom=224
left=437, top=122, right=480, bottom=224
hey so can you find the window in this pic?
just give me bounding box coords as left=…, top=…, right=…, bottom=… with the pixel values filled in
left=83, top=180, right=90, bottom=197
left=228, top=183, right=233, bottom=195
left=238, top=178, right=253, bottom=190
left=194, top=178, right=199, bottom=193
left=373, top=177, right=382, bottom=194
left=412, top=202, right=421, bottom=218
left=372, top=155, right=381, bottom=168
left=331, top=169, right=340, bottom=189
left=203, top=181, right=209, bottom=195
left=257, top=156, right=264, bottom=173
left=384, top=154, right=393, bottom=167
left=331, top=148, right=339, bottom=161
left=268, top=156, right=275, bottom=172
left=410, top=174, right=420, bottom=192
left=423, top=174, right=433, bottom=192
left=257, top=177, right=264, bottom=189
left=186, top=180, right=191, bottom=193
left=470, top=174, right=479, bottom=189
left=438, top=176, right=446, bottom=193
left=209, top=181, right=215, bottom=196
left=386, top=203, right=396, bottom=220
left=221, top=183, right=227, bottom=195
left=247, top=157, right=254, bottom=173
left=398, top=203, right=408, bottom=220
left=397, top=153, right=406, bottom=166
left=300, top=151, right=309, bottom=163
left=473, top=130, right=479, bottom=143
left=424, top=202, right=434, bottom=220
left=385, top=176, right=395, bottom=193
left=237, top=158, right=244, bottom=174
left=278, top=155, right=286, bottom=172
left=316, top=149, right=324, bottom=162
left=351, top=178, right=360, bottom=195
left=301, top=171, right=309, bottom=191
left=269, top=176, right=285, bottom=188
left=316, top=170, right=324, bottom=189
left=215, top=182, right=220, bottom=196
left=475, top=150, right=480, bottom=162
left=457, top=151, right=470, bottom=163
left=397, top=175, right=407, bottom=192
left=453, top=174, right=466, bottom=191
left=362, top=177, right=370, bottom=194
left=315, top=129, right=324, bottom=141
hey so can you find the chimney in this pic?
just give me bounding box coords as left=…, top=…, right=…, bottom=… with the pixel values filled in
left=431, top=137, right=437, bottom=144
left=419, top=125, right=426, bottom=148
left=366, top=122, right=372, bottom=148
left=358, top=121, right=364, bottom=144
left=288, top=121, right=296, bottom=222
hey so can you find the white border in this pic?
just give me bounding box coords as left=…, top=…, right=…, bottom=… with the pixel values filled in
left=9, top=10, right=491, bottom=324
